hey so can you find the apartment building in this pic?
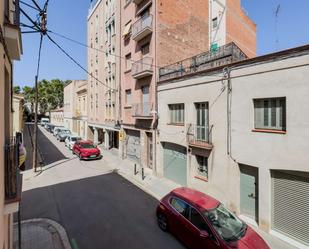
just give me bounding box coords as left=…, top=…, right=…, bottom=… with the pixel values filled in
left=87, top=0, right=121, bottom=150
left=0, top=0, right=23, bottom=248
left=64, top=80, right=88, bottom=138
left=157, top=44, right=309, bottom=249
left=119, top=0, right=256, bottom=171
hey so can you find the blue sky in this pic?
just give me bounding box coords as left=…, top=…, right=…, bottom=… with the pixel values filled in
left=14, top=0, right=309, bottom=87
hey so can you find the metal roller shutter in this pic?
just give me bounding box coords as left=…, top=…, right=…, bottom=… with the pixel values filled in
left=272, top=171, right=309, bottom=246
left=163, top=142, right=187, bottom=186
left=126, top=130, right=140, bottom=162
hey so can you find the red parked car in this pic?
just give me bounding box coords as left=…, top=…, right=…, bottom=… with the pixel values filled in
left=72, top=140, right=101, bottom=160
left=156, top=187, right=270, bottom=249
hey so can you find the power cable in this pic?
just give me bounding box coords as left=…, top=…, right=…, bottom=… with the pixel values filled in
left=47, top=29, right=161, bottom=69
left=20, top=0, right=41, bottom=11
left=46, top=33, right=116, bottom=90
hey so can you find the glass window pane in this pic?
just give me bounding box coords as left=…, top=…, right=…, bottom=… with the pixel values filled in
left=264, top=100, right=269, bottom=127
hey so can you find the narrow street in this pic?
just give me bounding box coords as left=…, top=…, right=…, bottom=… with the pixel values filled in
left=20, top=124, right=185, bottom=249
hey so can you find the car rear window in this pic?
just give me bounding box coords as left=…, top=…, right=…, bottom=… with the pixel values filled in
left=170, top=197, right=189, bottom=218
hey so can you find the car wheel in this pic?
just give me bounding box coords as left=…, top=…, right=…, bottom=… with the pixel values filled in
left=72, top=150, right=75, bottom=155
left=157, top=213, right=168, bottom=232
left=79, top=153, right=82, bottom=160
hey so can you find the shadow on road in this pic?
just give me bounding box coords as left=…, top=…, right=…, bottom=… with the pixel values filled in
left=20, top=172, right=186, bottom=249
left=23, top=123, right=67, bottom=169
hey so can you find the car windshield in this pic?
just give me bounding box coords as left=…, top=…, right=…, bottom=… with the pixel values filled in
left=80, top=143, right=95, bottom=149
left=204, top=204, right=247, bottom=242
left=71, top=137, right=81, bottom=142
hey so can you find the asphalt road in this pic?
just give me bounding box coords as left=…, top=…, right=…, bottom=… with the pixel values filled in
left=21, top=124, right=185, bottom=249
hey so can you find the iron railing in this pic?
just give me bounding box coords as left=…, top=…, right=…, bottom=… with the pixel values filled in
left=132, top=57, right=153, bottom=76
left=132, top=102, right=153, bottom=117
left=4, top=137, right=20, bottom=200
left=132, top=14, right=153, bottom=38
left=187, top=124, right=213, bottom=148
left=159, top=42, right=247, bottom=81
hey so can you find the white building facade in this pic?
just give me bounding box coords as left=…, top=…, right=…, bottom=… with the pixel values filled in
left=156, top=45, right=309, bottom=249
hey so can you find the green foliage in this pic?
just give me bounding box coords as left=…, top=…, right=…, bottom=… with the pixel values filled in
left=22, top=79, right=65, bottom=114
left=13, top=85, right=21, bottom=94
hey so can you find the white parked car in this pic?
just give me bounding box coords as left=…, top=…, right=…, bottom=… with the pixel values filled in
left=40, top=118, right=49, bottom=126
left=65, top=135, right=82, bottom=150
left=53, top=127, right=65, bottom=137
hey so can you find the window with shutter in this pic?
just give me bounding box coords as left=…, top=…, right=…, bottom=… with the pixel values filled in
left=168, top=104, right=185, bottom=124
left=254, top=98, right=286, bottom=131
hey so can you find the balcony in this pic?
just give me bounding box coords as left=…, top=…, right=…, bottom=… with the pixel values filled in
left=187, top=124, right=213, bottom=150
left=159, top=42, right=247, bottom=82
left=132, top=102, right=153, bottom=119
left=132, top=57, right=153, bottom=79
left=132, top=15, right=153, bottom=41
left=4, top=0, right=22, bottom=60
left=4, top=138, right=21, bottom=214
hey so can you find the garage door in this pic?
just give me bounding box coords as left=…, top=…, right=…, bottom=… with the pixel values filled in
left=272, top=171, right=309, bottom=246
left=126, top=130, right=140, bottom=162
left=163, top=143, right=187, bottom=186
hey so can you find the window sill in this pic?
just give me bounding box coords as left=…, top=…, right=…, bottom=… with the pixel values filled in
left=194, top=176, right=208, bottom=182
left=124, top=105, right=132, bottom=109
left=252, top=129, right=286, bottom=134
left=167, top=123, right=184, bottom=127
left=124, top=69, right=131, bottom=74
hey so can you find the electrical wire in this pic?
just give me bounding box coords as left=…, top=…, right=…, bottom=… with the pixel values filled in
left=20, top=0, right=41, bottom=11
left=46, top=33, right=116, bottom=90
left=47, top=29, right=161, bottom=69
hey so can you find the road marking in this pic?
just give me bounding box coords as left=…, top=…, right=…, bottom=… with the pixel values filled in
left=71, top=238, right=79, bottom=249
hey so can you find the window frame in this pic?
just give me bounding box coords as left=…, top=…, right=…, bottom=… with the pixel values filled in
left=125, top=53, right=132, bottom=72
left=196, top=155, right=208, bottom=179
left=253, top=97, right=286, bottom=132
left=168, top=103, right=185, bottom=125
left=125, top=89, right=132, bottom=107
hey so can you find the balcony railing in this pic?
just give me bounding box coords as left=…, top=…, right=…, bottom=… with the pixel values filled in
left=132, top=57, right=153, bottom=79
left=132, top=102, right=153, bottom=118
left=4, top=138, right=20, bottom=201
left=187, top=124, right=213, bottom=150
left=159, top=42, right=247, bottom=81
left=132, top=14, right=153, bottom=41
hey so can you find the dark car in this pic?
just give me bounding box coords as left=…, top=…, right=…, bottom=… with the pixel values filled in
left=57, top=129, right=71, bottom=142
left=72, top=140, right=101, bottom=160
left=156, top=187, right=270, bottom=249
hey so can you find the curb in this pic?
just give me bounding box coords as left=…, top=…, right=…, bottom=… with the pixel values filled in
left=116, top=169, right=162, bottom=201
left=15, top=218, right=72, bottom=249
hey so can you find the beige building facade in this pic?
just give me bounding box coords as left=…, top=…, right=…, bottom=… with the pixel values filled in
left=50, top=108, right=64, bottom=127
left=87, top=0, right=121, bottom=150
left=0, top=0, right=23, bottom=248
left=157, top=45, right=309, bottom=249
left=119, top=0, right=256, bottom=172
left=63, top=80, right=88, bottom=138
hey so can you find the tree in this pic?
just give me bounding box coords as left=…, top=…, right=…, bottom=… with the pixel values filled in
left=23, top=86, right=35, bottom=113
left=22, top=79, right=65, bottom=114
left=13, top=86, right=21, bottom=94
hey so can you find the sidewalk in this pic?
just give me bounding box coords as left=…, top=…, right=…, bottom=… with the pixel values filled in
left=101, top=147, right=298, bottom=249
left=13, top=219, right=72, bottom=249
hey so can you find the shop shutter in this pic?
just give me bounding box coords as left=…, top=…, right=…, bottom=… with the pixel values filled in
left=272, top=171, right=309, bottom=246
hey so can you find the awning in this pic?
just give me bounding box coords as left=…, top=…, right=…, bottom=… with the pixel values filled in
left=123, top=21, right=132, bottom=37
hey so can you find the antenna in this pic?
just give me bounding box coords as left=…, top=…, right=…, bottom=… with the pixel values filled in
left=274, top=3, right=281, bottom=50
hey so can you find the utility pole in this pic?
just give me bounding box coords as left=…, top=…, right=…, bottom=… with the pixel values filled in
left=32, top=75, right=39, bottom=172
left=32, top=9, right=47, bottom=172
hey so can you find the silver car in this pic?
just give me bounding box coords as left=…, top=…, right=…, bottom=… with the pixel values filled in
left=65, top=135, right=82, bottom=150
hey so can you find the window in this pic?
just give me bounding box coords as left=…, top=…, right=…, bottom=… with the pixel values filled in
left=125, top=53, right=132, bottom=71
left=125, top=89, right=132, bottom=106
left=189, top=207, right=210, bottom=232
left=123, top=20, right=132, bottom=38
left=196, top=156, right=208, bottom=178
left=141, top=42, right=150, bottom=55
left=169, top=104, right=184, bottom=125
left=212, top=17, right=218, bottom=29
left=170, top=198, right=189, bottom=218
left=254, top=98, right=286, bottom=131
